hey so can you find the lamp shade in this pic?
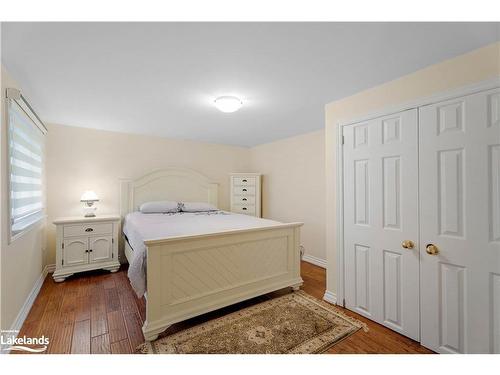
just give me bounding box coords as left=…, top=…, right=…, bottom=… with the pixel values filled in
left=80, top=190, right=99, bottom=202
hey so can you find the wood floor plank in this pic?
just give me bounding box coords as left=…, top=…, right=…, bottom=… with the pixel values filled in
left=91, top=315, right=108, bottom=338
left=48, top=321, right=73, bottom=354
left=23, top=294, right=48, bottom=325
left=71, top=320, right=90, bottom=354
left=16, top=262, right=433, bottom=354
left=90, top=279, right=108, bottom=337
left=91, top=334, right=111, bottom=354
left=75, top=295, right=91, bottom=322
left=35, top=292, right=64, bottom=340
left=60, top=290, right=78, bottom=324
left=136, top=296, right=146, bottom=324
left=105, top=288, right=121, bottom=312
left=102, top=276, right=116, bottom=290
left=123, top=312, right=144, bottom=350
left=111, top=339, right=132, bottom=354
left=118, top=289, right=140, bottom=315
left=107, top=310, right=128, bottom=343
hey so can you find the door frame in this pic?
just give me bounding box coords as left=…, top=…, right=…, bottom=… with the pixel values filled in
left=332, top=76, right=500, bottom=310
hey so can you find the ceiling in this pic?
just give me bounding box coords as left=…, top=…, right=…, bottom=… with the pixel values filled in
left=2, top=22, right=499, bottom=147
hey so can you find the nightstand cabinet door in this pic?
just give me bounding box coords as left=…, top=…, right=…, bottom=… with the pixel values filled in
left=89, top=236, right=113, bottom=263
left=63, top=237, right=89, bottom=267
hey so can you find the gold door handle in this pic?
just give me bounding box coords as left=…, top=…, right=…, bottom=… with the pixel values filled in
left=401, top=240, right=415, bottom=249
left=426, top=244, right=439, bottom=255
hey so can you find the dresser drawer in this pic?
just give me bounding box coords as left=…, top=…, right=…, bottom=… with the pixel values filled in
left=64, top=222, right=113, bottom=237
left=232, top=205, right=256, bottom=215
left=233, top=195, right=256, bottom=204
left=233, top=177, right=256, bottom=186
left=233, top=186, right=256, bottom=195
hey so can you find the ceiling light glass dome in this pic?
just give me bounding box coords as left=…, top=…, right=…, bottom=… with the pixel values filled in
left=214, top=96, right=243, bottom=113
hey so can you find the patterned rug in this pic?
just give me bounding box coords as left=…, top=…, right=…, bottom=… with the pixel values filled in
left=138, top=291, right=367, bottom=354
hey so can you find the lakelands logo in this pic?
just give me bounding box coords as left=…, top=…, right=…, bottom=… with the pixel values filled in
left=1, top=330, right=49, bottom=353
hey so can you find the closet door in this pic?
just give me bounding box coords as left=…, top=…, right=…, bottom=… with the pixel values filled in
left=343, top=109, right=420, bottom=340
left=419, top=88, right=500, bottom=353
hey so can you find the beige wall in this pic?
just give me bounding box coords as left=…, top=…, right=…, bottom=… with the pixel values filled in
left=1, top=66, right=47, bottom=330
left=250, top=129, right=325, bottom=262
left=45, top=124, right=327, bottom=265
left=45, top=123, right=251, bottom=264
left=325, top=42, right=500, bottom=296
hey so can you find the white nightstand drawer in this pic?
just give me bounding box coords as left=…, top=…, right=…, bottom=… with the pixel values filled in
left=233, top=195, right=256, bottom=204
left=233, top=186, right=256, bottom=195
left=232, top=205, right=256, bottom=215
left=233, top=177, right=256, bottom=186
left=64, top=222, right=113, bottom=237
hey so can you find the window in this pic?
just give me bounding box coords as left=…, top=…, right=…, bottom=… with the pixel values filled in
left=6, top=88, right=47, bottom=241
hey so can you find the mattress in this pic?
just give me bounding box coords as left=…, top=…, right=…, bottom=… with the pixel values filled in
left=123, top=211, right=281, bottom=297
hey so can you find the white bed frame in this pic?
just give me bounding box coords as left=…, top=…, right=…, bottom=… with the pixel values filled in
left=120, top=168, right=303, bottom=341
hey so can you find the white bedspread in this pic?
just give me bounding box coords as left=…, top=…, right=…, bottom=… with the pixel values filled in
left=123, top=211, right=281, bottom=297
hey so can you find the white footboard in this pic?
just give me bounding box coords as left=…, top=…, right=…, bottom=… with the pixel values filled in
left=142, top=223, right=303, bottom=341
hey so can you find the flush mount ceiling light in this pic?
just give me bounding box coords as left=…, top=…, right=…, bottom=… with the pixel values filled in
left=214, top=96, right=243, bottom=113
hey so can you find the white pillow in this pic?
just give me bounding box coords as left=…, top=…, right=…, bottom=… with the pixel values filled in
left=180, top=202, right=218, bottom=212
left=139, top=201, right=179, bottom=213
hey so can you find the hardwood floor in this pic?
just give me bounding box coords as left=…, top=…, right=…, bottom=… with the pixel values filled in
left=15, top=261, right=433, bottom=354
left=300, top=262, right=433, bottom=354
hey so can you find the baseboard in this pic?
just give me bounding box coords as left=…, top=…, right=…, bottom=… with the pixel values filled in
left=323, top=290, right=337, bottom=305
left=46, top=264, right=56, bottom=273
left=302, top=254, right=327, bottom=268
left=2, top=263, right=55, bottom=353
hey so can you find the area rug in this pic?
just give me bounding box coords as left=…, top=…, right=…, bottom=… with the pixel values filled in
left=138, top=291, right=367, bottom=354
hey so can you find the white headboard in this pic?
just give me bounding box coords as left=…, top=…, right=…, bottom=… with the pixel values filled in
left=120, top=168, right=218, bottom=217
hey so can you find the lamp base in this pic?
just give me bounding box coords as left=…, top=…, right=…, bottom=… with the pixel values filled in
left=83, top=206, right=97, bottom=218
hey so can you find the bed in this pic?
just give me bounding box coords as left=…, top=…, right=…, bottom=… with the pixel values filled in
left=120, top=168, right=303, bottom=341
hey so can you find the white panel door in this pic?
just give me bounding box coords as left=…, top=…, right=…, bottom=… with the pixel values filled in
left=343, top=109, right=420, bottom=340
left=63, top=237, right=89, bottom=267
left=420, top=88, right=500, bottom=353
left=89, top=236, right=113, bottom=263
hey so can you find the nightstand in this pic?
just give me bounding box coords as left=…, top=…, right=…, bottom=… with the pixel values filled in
left=52, top=215, right=121, bottom=282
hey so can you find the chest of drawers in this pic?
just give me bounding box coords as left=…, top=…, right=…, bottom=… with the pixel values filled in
left=230, top=173, right=262, bottom=217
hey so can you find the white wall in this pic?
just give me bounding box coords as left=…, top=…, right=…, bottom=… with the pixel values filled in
left=45, top=123, right=252, bottom=265
left=250, top=130, right=326, bottom=264
left=1, top=66, right=47, bottom=331
left=324, top=41, right=500, bottom=297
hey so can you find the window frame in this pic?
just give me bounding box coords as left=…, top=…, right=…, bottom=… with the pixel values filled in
left=6, top=88, right=47, bottom=243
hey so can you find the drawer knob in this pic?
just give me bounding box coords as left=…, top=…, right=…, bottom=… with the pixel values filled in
left=242, top=207, right=247, bottom=210
left=242, top=198, right=247, bottom=201
left=85, top=228, right=94, bottom=232
left=242, top=179, right=247, bottom=182
left=242, top=188, right=247, bottom=192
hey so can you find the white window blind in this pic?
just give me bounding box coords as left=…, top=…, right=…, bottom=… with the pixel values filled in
left=7, top=89, right=46, bottom=240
